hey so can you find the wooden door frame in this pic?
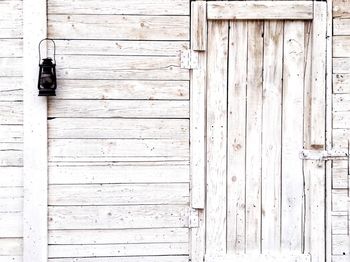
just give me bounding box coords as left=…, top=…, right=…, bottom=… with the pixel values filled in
left=189, top=1, right=330, bottom=262
left=23, top=0, right=48, bottom=261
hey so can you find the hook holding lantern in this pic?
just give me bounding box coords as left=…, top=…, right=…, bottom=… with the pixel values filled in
left=38, top=38, right=57, bottom=96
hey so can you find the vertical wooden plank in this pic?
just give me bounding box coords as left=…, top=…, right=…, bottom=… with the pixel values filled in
left=245, top=20, right=263, bottom=253
left=310, top=1, right=327, bottom=147
left=190, top=0, right=207, bottom=210
left=227, top=20, right=247, bottom=254
left=303, top=20, right=313, bottom=256
left=190, top=2, right=207, bottom=262
left=23, top=0, right=48, bottom=261
left=281, top=21, right=305, bottom=252
left=310, top=3, right=327, bottom=262
left=326, top=1, right=333, bottom=261
left=261, top=20, right=283, bottom=253
left=190, top=209, right=205, bottom=262
left=191, top=1, right=207, bottom=51
left=206, top=20, right=228, bottom=258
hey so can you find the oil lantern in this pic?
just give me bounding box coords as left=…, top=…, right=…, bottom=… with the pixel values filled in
left=38, top=38, right=57, bottom=96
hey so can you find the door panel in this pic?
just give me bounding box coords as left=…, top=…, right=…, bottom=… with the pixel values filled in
left=205, top=19, right=314, bottom=259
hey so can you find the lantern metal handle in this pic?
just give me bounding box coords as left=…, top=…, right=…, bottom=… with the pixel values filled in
left=38, top=38, right=56, bottom=64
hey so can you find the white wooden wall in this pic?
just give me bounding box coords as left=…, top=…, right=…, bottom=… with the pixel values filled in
left=0, top=1, right=349, bottom=262
left=46, top=0, right=190, bottom=261
left=0, top=0, right=23, bottom=261
left=332, top=1, right=350, bottom=261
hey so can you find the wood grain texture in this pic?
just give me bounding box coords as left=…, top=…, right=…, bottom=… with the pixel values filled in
left=49, top=228, right=188, bottom=244
left=48, top=257, right=189, bottom=262
left=0, top=1, right=22, bottom=38
left=333, top=36, right=350, bottom=57
left=281, top=21, right=305, bottom=251
left=207, top=1, right=313, bottom=20
left=333, top=74, right=350, bottom=94
left=49, top=164, right=189, bottom=185
left=333, top=0, right=350, bottom=18
left=245, top=20, right=263, bottom=252
left=48, top=100, right=189, bottom=119
left=48, top=0, right=189, bottom=16
left=226, top=20, right=247, bottom=253
left=48, top=138, right=189, bottom=162
left=261, top=20, right=283, bottom=252
left=48, top=205, right=189, bottom=229
left=334, top=19, right=350, bottom=35
left=54, top=40, right=189, bottom=56
left=206, top=20, right=228, bottom=257
left=49, top=118, right=188, bottom=139
left=49, top=183, right=189, bottom=205
left=48, top=243, right=188, bottom=258
left=48, top=15, right=189, bottom=40
left=0, top=78, right=23, bottom=101
left=54, top=80, right=189, bottom=100
left=55, top=55, right=189, bottom=80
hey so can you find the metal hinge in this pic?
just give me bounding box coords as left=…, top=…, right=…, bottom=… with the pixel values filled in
left=180, top=50, right=199, bottom=69
left=189, top=208, right=199, bottom=228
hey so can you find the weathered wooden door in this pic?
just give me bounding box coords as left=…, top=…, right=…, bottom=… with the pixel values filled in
left=189, top=1, right=328, bottom=262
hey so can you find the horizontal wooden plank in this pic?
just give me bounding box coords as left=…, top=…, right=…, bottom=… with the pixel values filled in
left=54, top=80, right=189, bottom=100
left=54, top=40, right=189, bottom=56
left=0, top=102, right=22, bottom=124
left=0, top=1, right=22, bottom=38
left=49, top=183, right=189, bottom=205
left=0, top=58, right=23, bottom=77
left=48, top=100, right=189, bottom=119
left=0, top=198, right=23, bottom=213
left=0, top=125, right=22, bottom=143
left=49, top=15, right=189, bottom=41
left=49, top=243, right=188, bottom=258
left=333, top=160, right=349, bottom=169
left=48, top=0, right=189, bottom=15
left=0, top=78, right=22, bottom=101
left=0, top=167, right=22, bottom=187
left=48, top=138, right=189, bottom=162
left=55, top=55, right=189, bottom=80
left=207, top=1, right=313, bottom=20
left=208, top=254, right=311, bottom=262
left=333, top=94, right=350, bottom=112
left=48, top=256, right=188, bottom=262
left=332, top=214, right=349, bottom=235
left=49, top=163, right=189, bottom=184
left=334, top=0, right=350, bottom=18
left=0, top=143, right=22, bottom=167
left=0, top=187, right=23, bottom=198
left=334, top=19, right=350, bottom=36
left=332, top=168, right=349, bottom=189
left=0, top=256, right=22, bottom=262
left=48, top=118, right=188, bottom=139
left=48, top=205, right=189, bottom=229
left=332, top=189, right=349, bottom=212
left=0, top=39, right=22, bottom=58
left=334, top=58, right=350, bottom=74
left=333, top=129, right=350, bottom=148
left=333, top=36, right=350, bottom=57
left=0, top=212, right=22, bottom=237
left=49, top=228, right=188, bottom=244
left=0, top=238, right=22, bottom=256
left=332, top=235, right=350, bottom=255
left=332, top=256, right=350, bottom=262
left=333, top=113, right=350, bottom=129
left=333, top=74, right=350, bottom=94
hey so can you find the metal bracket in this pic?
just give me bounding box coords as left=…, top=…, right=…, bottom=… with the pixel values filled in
left=180, top=50, right=199, bottom=69
left=300, top=142, right=350, bottom=169
left=300, top=149, right=349, bottom=161
left=189, top=208, right=199, bottom=228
